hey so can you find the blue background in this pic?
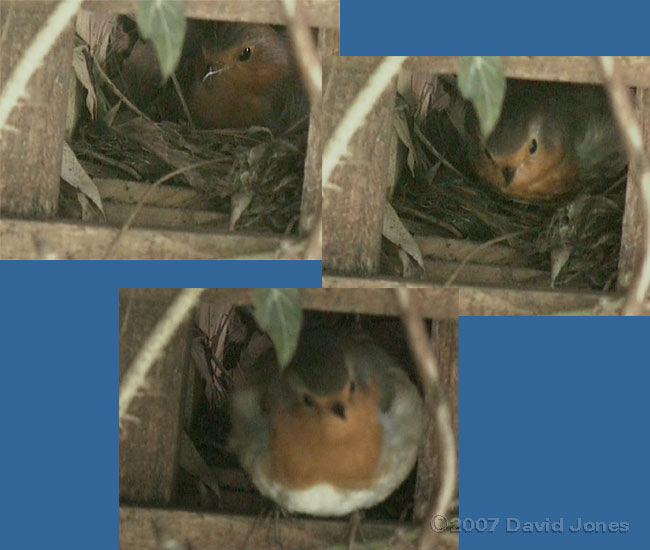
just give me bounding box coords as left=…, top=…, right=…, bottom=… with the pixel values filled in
left=460, top=316, right=649, bottom=549
left=0, top=260, right=320, bottom=549
left=340, top=1, right=645, bottom=55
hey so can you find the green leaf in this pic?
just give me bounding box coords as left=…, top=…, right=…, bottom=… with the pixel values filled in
left=457, top=56, right=506, bottom=138
left=136, top=0, right=186, bottom=81
left=253, top=289, right=303, bottom=369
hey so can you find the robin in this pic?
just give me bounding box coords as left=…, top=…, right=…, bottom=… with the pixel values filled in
left=468, top=79, right=626, bottom=203
left=229, top=329, right=424, bottom=516
left=186, top=23, right=302, bottom=131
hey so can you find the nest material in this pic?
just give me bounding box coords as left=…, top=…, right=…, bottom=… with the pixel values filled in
left=66, top=16, right=307, bottom=234
left=392, top=79, right=626, bottom=290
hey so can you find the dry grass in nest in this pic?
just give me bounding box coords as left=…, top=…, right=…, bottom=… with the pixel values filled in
left=70, top=115, right=308, bottom=234
left=392, top=80, right=626, bottom=291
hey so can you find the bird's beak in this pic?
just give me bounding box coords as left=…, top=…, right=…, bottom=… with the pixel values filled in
left=330, top=402, right=346, bottom=420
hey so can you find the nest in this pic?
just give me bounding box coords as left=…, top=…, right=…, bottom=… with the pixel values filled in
left=64, top=16, right=307, bottom=235
left=392, top=79, right=626, bottom=291
left=70, top=116, right=307, bottom=233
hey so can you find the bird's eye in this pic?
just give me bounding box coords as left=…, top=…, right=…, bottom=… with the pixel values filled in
left=303, top=394, right=315, bottom=407
left=239, top=47, right=252, bottom=62
left=349, top=380, right=356, bottom=394
left=529, top=138, right=538, bottom=155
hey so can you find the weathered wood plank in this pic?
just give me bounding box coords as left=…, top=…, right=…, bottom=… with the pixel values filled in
left=0, top=219, right=297, bottom=259
left=324, top=54, right=650, bottom=87
left=0, top=2, right=74, bottom=217
left=457, top=287, right=610, bottom=316
left=383, top=259, right=552, bottom=289
left=101, top=202, right=228, bottom=230
left=299, top=29, right=323, bottom=237
left=323, top=276, right=612, bottom=315
left=120, top=288, right=460, bottom=320
left=119, top=506, right=420, bottom=550
left=82, top=0, right=340, bottom=28
left=119, top=296, right=191, bottom=505
left=322, top=49, right=398, bottom=274
left=414, top=321, right=459, bottom=520
left=618, top=88, right=649, bottom=289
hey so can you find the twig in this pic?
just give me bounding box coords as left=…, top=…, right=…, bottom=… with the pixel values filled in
left=102, top=158, right=222, bottom=259
left=393, top=288, right=457, bottom=550
left=322, top=56, right=408, bottom=194
left=0, top=0, right=83, bottom=135
left=119, top=288, right=205, bottom=432
left=444, top=231, right=525, bottom=287
left=595, top=57, right=650, bottom=314
left=280, top=0, right=322, bottom=109
left=91, top=53, right=153, bottom=122
left=171, top=72, right=194, bottom=128
left=78, top=147, right=143, bottom=180
left=413, top=123, right=473, bottom=184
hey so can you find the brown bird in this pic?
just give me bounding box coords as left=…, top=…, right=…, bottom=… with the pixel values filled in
left=468, top=79, right=626, bottom=203
left=186, top=23, right=302, bottom=131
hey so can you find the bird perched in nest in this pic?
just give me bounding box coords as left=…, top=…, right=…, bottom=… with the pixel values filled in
left=186, top=23, right=304, bottom=131
left=229, top=329, right=424, bottom=516
left=468, top=79, right=626, bottom=203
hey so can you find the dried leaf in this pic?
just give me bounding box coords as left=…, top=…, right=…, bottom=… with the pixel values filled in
left=72, top=46, right=97, bottom=119
left=75, top=9, right=118, bottom=66
left=393, top=105, right=416, bottom=177
left=230, top=188, right=254, bottom=230
left=383, top=202, right=424, bottom=269
left=61, top=142, right=104, bottom=215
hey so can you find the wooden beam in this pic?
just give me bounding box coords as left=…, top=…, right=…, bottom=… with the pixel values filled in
left=0, top=219, right=297, bottom=259
left=119, top=296, right=191, bottom=505
left=299, top=29, right=324, bottom=236
left=119, top=506, right=423, bottom=550
left=323, top=276, right=614, bottom=315
left=322, top=33, right=398, bottom=274
left=82, top=0, right=340, bottom=28
left=120, top=288, right=460, bottom=320
left=325, top=55, right=650, bottom=88
left=618, top=88, right=649, bottom=290
left=0, top=2, right=74, bottom=218
left=414, top=321, right=459, bottom=520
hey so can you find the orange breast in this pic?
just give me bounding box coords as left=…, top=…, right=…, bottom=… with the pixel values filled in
left=267, top=383, right=384, bottom=490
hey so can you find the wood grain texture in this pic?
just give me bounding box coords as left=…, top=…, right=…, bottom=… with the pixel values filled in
left=323, top=54, right=650, bottom=87
left=323, top=276, right=611, bottom=315
left=119, top=506, right=415, bottom=550
left=0, top=219, right=297, bottom=259
left=0, top=2, right=74, bottom=217
left=414, top=321, right=459, bottom=520
left=322, top=49, right=398, bottom=274
left=120, top=288, right=460, bottom=320
left=119, top=296, right=191, bottom=505
left=82, top=0, right=340, bottom=28
left=299, top=29, right=324, bottom=236
left=618, top=88, right=649, bottom=289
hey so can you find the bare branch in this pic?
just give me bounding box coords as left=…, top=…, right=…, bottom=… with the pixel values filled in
left=322, top=56, right=408, bottom=194
left=280, top=0, right=322, bottom=109
left=393, top=288, right=457, bottom=550
left=119, top=288, right=205, bottom=431
left=0, top=0, right=83, bottom=134
left=595, top=56, right=650, bottom=314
